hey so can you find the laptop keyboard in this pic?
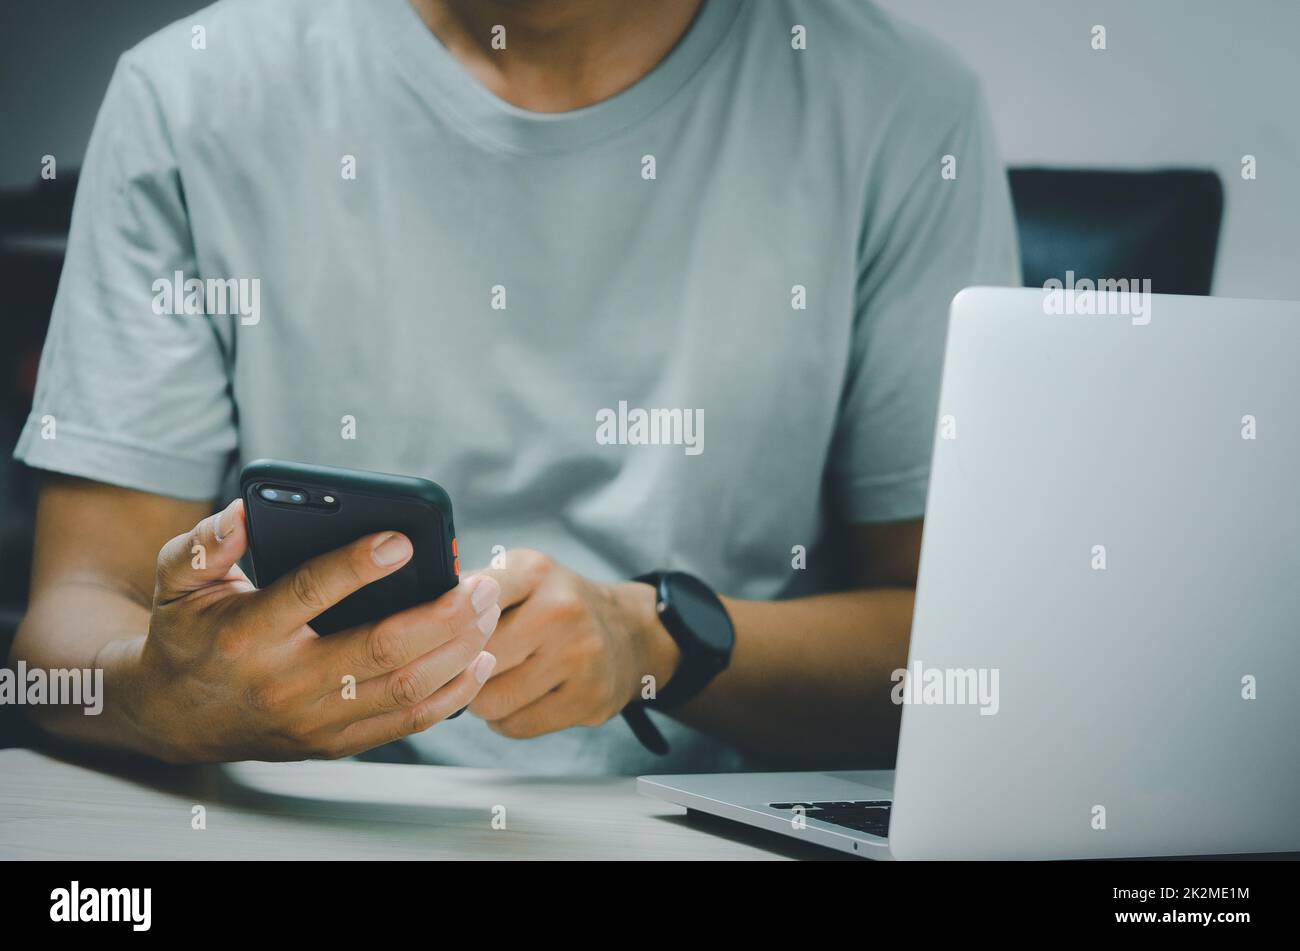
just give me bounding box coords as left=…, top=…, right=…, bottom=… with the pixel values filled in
left=768, top=800, right=892, bottom=838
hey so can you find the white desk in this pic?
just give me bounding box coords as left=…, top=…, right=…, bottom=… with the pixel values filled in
left=0, top=748, right=834, bottom=860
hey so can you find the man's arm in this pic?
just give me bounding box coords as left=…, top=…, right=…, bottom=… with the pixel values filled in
left=13, top=477, right=207, bottom=753
left=470, top=521, right=921, bottom=767
left=675, top=521, right=919, bottom=767
left=12, top=476, right=500, bottom=761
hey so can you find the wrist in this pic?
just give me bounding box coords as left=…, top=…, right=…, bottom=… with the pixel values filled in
left=618, top=580, right=680, bottom=701
left=105, top=636, right=190, bottom=763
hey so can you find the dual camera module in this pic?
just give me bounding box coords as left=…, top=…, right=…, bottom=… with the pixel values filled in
left=257, top=485, right=339, bottom=511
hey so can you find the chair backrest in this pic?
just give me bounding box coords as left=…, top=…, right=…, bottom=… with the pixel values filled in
left=1008, top=168, right=1223, bottom=296
left=0, top=175, right=77, bottom=746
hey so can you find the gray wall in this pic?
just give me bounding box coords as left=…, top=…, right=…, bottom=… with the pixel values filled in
left=0, top=0, right=207, bottom=189
left=876, top=0, right=1300, bottom=299
left=5, top=0, right=1297, bottom=298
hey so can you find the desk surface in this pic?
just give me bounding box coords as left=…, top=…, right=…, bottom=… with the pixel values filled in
left=0, top=748, right=839, bottom=860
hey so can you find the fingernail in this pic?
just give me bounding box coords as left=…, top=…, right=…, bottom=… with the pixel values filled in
left=469, top=575, right=500, bottom=614
left=472, top=651, right=497, bottom=684
left=476, top=603, right=501, bottom=636
left=371, top=532, right=413, bottom=567
left=215, top=499, right=240, bottom=543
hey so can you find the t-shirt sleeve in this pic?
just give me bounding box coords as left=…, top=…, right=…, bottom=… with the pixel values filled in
left=13, top=54, right=236, bottom=501
left=827, top=82, right=1021, bottom=523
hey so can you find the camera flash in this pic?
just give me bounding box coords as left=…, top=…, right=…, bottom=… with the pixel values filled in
left=323, top=495, right=335, bottom=503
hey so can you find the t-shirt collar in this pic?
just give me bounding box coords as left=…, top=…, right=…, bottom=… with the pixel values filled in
left=372, top=0, right=743, bottom=154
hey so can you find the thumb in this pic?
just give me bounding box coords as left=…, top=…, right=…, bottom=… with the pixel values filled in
left=154, top=498, right=249, bottom=603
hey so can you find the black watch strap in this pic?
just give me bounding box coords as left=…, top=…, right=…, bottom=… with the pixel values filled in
left=621, top=571, right=733, bottom=756
left=622, top=704, right=670, bottom=756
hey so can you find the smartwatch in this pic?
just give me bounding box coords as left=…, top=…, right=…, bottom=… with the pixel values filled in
left=621, top=571, right=735, bottom=755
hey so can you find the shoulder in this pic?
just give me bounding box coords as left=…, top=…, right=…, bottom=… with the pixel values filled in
left=740, top=0, right=983, bottom=134
left=113, top=0, right=356, bottom=129
left=123, top=0, right=338, bottom=71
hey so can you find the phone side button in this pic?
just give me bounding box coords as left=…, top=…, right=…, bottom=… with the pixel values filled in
left=452, top=537, right=458, bottom=556
left=453, top=557, right=460, bottom=575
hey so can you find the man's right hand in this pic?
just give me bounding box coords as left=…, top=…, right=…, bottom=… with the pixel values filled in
left=129, top=498, right=500, bottom=763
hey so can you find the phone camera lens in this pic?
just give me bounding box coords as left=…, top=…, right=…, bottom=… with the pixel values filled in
left=259, top=485, right=307, bottom=504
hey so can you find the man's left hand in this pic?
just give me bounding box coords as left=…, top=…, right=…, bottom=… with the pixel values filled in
left=466, top=549, right=679, bottom=738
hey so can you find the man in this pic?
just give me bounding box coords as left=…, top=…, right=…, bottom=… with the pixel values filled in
left=12, top=0, right=1019, bottom=773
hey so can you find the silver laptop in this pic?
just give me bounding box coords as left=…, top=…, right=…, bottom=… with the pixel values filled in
left=639, top=287, right=1300, bottom=859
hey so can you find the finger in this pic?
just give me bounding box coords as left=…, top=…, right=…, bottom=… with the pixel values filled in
left=251, top=530, right=413, bottom=632
left=317, top=574, right=501, bottom=690
left=470, top=549, right=548, bottom=611
left=467, top=646, right=567, bottom=722
left=485, top=679, right=581, bottom=740
left=320, top=593, right=501, bottom=723
left=155, top=498, right=251, bottom=604
left=469, top=592, right=549, bottom=675
left=329, top=651, right=497, bottom=755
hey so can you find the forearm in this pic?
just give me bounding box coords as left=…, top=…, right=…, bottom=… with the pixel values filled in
left=671, top=588, right=914, bottom=767
left=10, top=584, right=157, bottom=757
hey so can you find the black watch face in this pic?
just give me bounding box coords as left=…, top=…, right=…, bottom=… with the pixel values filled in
left=665, top=572, right=734, bottom=653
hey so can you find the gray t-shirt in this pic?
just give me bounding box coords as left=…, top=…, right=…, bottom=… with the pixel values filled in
left=16, top=0, right=1020, bottom=774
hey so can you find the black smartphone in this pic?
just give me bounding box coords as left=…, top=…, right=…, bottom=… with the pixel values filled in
left=240, top=459, right=460, bottom=636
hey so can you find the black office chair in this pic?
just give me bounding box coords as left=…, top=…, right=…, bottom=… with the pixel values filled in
left=0, top=174, right=76, bottom=750
left=1009, top=168, right=1223, bottom=295
left=0, top=167, right=1226, bottom=750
